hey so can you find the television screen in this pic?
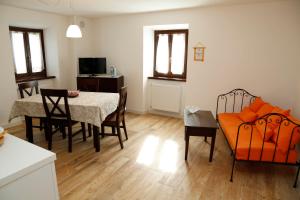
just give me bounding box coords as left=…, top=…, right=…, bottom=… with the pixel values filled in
left=79, top=58, right=106, bottom=75
left=94, top=58, right=106, bottom=74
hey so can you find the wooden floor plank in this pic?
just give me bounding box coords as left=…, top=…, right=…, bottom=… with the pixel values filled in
left=7, top=113, right=300, bottom=200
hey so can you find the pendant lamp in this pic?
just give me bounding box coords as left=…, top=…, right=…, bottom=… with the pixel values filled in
left=66, top=23, right=82, bottom=38
left=65, top=0, right=82, bottom=38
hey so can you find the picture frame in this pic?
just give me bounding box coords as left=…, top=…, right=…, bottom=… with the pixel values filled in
left=193, top=42, right=206, bottom=62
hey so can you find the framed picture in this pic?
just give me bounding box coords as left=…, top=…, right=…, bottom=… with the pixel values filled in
left=193, top=42, right=205, bottom=62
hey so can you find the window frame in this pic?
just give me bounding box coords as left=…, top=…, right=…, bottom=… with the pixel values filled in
left=153, top=29, right=188, bottom=80
left=9, top=26, right=47, bottom=83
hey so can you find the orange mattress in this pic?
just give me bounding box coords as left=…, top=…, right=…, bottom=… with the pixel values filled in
left=218, top=113, right=298, bottom=164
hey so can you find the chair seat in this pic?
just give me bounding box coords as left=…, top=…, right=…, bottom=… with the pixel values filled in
left=101, top=86, right=128, bottom=149
left=103, top=111, right=125, bottom=122
left=102, top=112, right=118, bottom=126
left=41, top=89, right=86, bottom=152
left=50, top=119, right=79, bottom=126
left=49, top=119, right=81, bottom=135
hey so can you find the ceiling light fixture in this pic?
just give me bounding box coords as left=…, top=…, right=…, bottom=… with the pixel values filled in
left=65, top=0, right=82, bottom=38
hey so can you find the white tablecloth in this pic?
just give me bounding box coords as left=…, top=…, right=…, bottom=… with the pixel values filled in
left=9, top=92, right=119, bottom=127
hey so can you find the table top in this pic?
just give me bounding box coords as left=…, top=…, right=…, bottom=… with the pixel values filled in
left=184, top=109, right=218, bottom=129
left=9, top=92, right=119, bottom=127
left=0, top=134, right=56, bottom=187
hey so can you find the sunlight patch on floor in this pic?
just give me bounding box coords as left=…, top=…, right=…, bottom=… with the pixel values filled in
left=136, top=135, right=179, bottom=173
left=136, top=135, right=159, bottom=166
left=159, top=139, right=178, bottom=173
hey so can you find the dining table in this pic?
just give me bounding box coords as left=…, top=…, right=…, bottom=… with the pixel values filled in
left=9, top=91, right=119, bottom=152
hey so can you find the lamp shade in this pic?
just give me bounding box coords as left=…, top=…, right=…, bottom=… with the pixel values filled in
left=66, top=24, right=82, bottom=38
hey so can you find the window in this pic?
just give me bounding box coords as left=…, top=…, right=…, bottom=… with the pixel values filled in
left=9, top=26, right=47, bottom=82
left=154, top=29, right=188, bottom=80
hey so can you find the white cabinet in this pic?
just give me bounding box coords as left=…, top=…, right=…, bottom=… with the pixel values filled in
left=0, top=134, right=59, bottom=200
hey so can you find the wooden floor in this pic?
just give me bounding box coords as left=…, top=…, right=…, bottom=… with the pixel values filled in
left=8, top=113, right=300, bottom=200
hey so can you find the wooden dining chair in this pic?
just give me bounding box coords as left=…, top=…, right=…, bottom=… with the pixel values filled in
left=41, top=89, right=86, bottom=152
left=101, top=86, right=128, bottom=149
left=18, top=81, right=44, bottom=131
left=18, top=80, right=39, bottom=98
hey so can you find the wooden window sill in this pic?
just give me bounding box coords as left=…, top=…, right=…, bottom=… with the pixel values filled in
left=16, top=76, right=56, bottom=83
left=148, top=77, right=186, bottom=82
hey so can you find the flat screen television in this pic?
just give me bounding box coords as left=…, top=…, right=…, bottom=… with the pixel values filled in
left=79, top=57, right=106, bottom=75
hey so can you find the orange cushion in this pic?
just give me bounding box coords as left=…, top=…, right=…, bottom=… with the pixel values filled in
left=218, top=113, right=244, bottom=150
left=249, top=97, right=265, bottom=112
left=218, top=113, right=298, bottom=163
left=255, top=119, right=275, bottom=141
left=270, top=109, right=296, bottom=143
left=254, top=106, right=289, bottom=141
left=267, top=107, right=291, bottom=129
left=272, top=106, right=290, bottom=116
left=238, top=107, right=257, bottom=122
left=272, top=116, right=300, bottom=153
left=256, top=103, right=274, bottom=118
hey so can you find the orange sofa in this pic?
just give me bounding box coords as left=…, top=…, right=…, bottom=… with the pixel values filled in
left=216, top=89, right=300, bottom=188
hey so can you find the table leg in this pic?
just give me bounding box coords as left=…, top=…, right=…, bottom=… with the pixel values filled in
left=209, top=132, right=216, bottom=162
left=93, top=125, right=100, bottom=152
left=185, top=133, right=189, bottom=161
left=204, top=136, right=207, bottom=142
left=25, top=116, right=33, bottom=143
left=88, top=123, right=92, bottom=137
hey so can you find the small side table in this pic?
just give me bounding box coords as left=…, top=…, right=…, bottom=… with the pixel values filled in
left=184, top=109, right=218, bottom=162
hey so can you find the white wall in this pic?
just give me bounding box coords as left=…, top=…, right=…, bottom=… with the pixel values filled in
left=0, top=5, right=94, bottom=126
left=92, top=0, right=300, bottom=116
left=71, top=16, right=95, bottom=88
left=93, top=17, right=145, bottom=113
left=1, top=0, right=300, bottom=126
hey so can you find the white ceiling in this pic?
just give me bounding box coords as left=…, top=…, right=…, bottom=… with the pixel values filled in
left=0, top=0, right=282, bottom=17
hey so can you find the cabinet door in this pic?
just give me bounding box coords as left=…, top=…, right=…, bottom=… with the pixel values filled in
left=0, top=163, right=59, bottom=200
left=77, top=78, right=99, bottom=92
left=99, top=78, right=117, bottom=93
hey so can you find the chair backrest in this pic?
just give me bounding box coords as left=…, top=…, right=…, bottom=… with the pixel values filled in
left=40, top=89, right=71, bottom=121
left=18, top=81, right=39, bottom=98
left=116, top=86, right=127, bottom=122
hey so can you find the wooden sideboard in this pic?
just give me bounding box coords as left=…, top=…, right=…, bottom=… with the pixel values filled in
left=77, top=75, right=124, bottom=93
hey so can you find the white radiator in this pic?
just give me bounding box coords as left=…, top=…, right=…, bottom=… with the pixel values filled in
left=150, top=83, right=182, bottom=113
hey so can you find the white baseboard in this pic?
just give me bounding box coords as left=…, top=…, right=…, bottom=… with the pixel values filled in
left=126, top=109, right=147, bottom=115
left=148, top=109, right=183, bottom=119
left=126, top=108, right=183, bottom=118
